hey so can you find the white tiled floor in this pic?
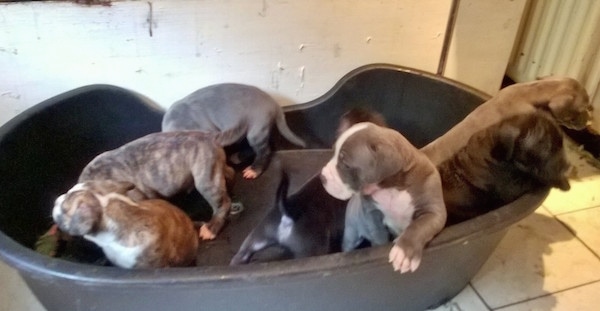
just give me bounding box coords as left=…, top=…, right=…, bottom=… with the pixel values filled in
left=433, top=140, right=600, bottom=311
left=1, top=139, right=599, bottom=311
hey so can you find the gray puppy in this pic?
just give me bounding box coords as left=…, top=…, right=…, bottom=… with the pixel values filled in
left=336, top=108, right=391, bottom=251
left=79, top=131, right=234, bottom=240
left=342, top=194, right=390, bottom=251
left=321, top=122, right=447, bottom=273
left=162, top=83, right=306, bottom=179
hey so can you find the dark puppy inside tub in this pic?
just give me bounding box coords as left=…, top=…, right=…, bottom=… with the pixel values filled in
left=230, top=108, right=389, bottom=265
left=439, top=110, right=571, bottom=225
left=230, top=171, right=347, bottom=265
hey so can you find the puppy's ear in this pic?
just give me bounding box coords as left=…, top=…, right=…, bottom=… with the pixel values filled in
left=491, top=123, right=520, bottom=161
left=107, top=180, right=136, bottom=193
left=547, top=94, right=574, bottom=116
left=550, top=94, right=592, bottom=130
left=70, top=202, right=102, bottom=235
left=552, top=176, right=571, bottom=191
left=98, top=180, right=142, bottom=200
left=366, top=139, right=404, bottom=182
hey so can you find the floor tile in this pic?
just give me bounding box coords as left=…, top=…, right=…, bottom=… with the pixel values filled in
left=471, top=207, right=600, bottom=309
left=0, top=260, right=46, bottom=311
left=564, top=139, right=600, bottom=179
left=557, top=206, right=600, bottom=257
left=542, top=176, right=600, bottom=215
left=495, top=281, right=600, bottom=311
left=542, top=141, right=600, bottom=214
left=428, top=285, right=489, bottom=311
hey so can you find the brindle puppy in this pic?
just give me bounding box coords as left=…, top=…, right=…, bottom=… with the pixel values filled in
left=79, top=131, right=234, bottom=240
left=439, top=111, right=571, bottom=225
left=53, top=180, right=198, bottom=269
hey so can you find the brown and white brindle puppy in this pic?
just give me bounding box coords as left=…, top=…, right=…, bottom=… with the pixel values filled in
left=78, top=131, right=235, bottom=240
left=440, top=111, right=571, bottom=225
left=422, top=77, right=592, bottom=165
left=52, top=180, right=198, bottom=269
left=321, top=122, right=446, bottom=273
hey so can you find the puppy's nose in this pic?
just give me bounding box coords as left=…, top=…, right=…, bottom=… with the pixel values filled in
left=320, top=173, right=327, bottom=186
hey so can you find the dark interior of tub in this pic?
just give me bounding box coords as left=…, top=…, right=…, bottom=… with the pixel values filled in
left=0, top=65, right=493, bottom=266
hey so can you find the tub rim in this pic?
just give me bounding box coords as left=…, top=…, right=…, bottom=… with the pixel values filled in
left=0, top=185, right=548, bottom=287
left=0, top=63, right=547, bottom=287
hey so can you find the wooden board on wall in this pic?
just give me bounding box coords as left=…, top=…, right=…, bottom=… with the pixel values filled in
left=443, top=0, right=528, bottom=96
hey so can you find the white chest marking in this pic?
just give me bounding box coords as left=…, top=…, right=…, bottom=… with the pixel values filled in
left=84, top=219, right=145, bottom=269
left=370, top=189, right=414, bottom=235
left=321, top=122, right=371, bottom=200
left=277, top=214, right=294, bottom=242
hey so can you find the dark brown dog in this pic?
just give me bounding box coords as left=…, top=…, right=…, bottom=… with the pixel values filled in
left=439, top=111, right=571, bottom=225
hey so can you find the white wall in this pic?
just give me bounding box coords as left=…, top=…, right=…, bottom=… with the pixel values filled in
left=0, top=0, right=525, bottom=127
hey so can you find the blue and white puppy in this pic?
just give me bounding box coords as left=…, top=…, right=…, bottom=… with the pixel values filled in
left=320, top=122, right=446, bottom=273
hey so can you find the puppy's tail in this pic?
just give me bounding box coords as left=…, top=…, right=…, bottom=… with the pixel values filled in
left=275, top=109, right=306, bottom=148
left=276, top=171, right=298, bottom=220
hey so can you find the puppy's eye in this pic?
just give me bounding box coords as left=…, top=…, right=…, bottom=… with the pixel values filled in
left=338, top=160, right=350, bottom=170
left=337, top=152, right=351, bottom=169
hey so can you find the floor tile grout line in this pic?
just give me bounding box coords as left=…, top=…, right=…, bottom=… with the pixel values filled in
left=468, top=282, right=493, bottom=311
left=473, top=204, right=600, bottom=310
left=489, top=279, right=600, bottom=310
left=548, top=204, right=600, bottom=217
left=553, top=213, right=600, bottom=261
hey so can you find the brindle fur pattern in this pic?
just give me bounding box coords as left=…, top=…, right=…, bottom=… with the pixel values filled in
left=53, top=180, right=198, bottom=268
left=439, top=111, right=571, bottom=225
left=79, top=131, right=234, bottom=238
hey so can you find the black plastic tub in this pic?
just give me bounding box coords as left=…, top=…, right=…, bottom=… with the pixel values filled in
left=0, top=64, right=549, bottom=311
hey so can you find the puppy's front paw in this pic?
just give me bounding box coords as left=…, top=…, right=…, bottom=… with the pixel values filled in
left=198, top=216, right=227, bottom=240
left=242, top=167, right=260, bottom=179
left=198, top=224, right=216, bottom=240
left=388, top=238, right=422, bottom=273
